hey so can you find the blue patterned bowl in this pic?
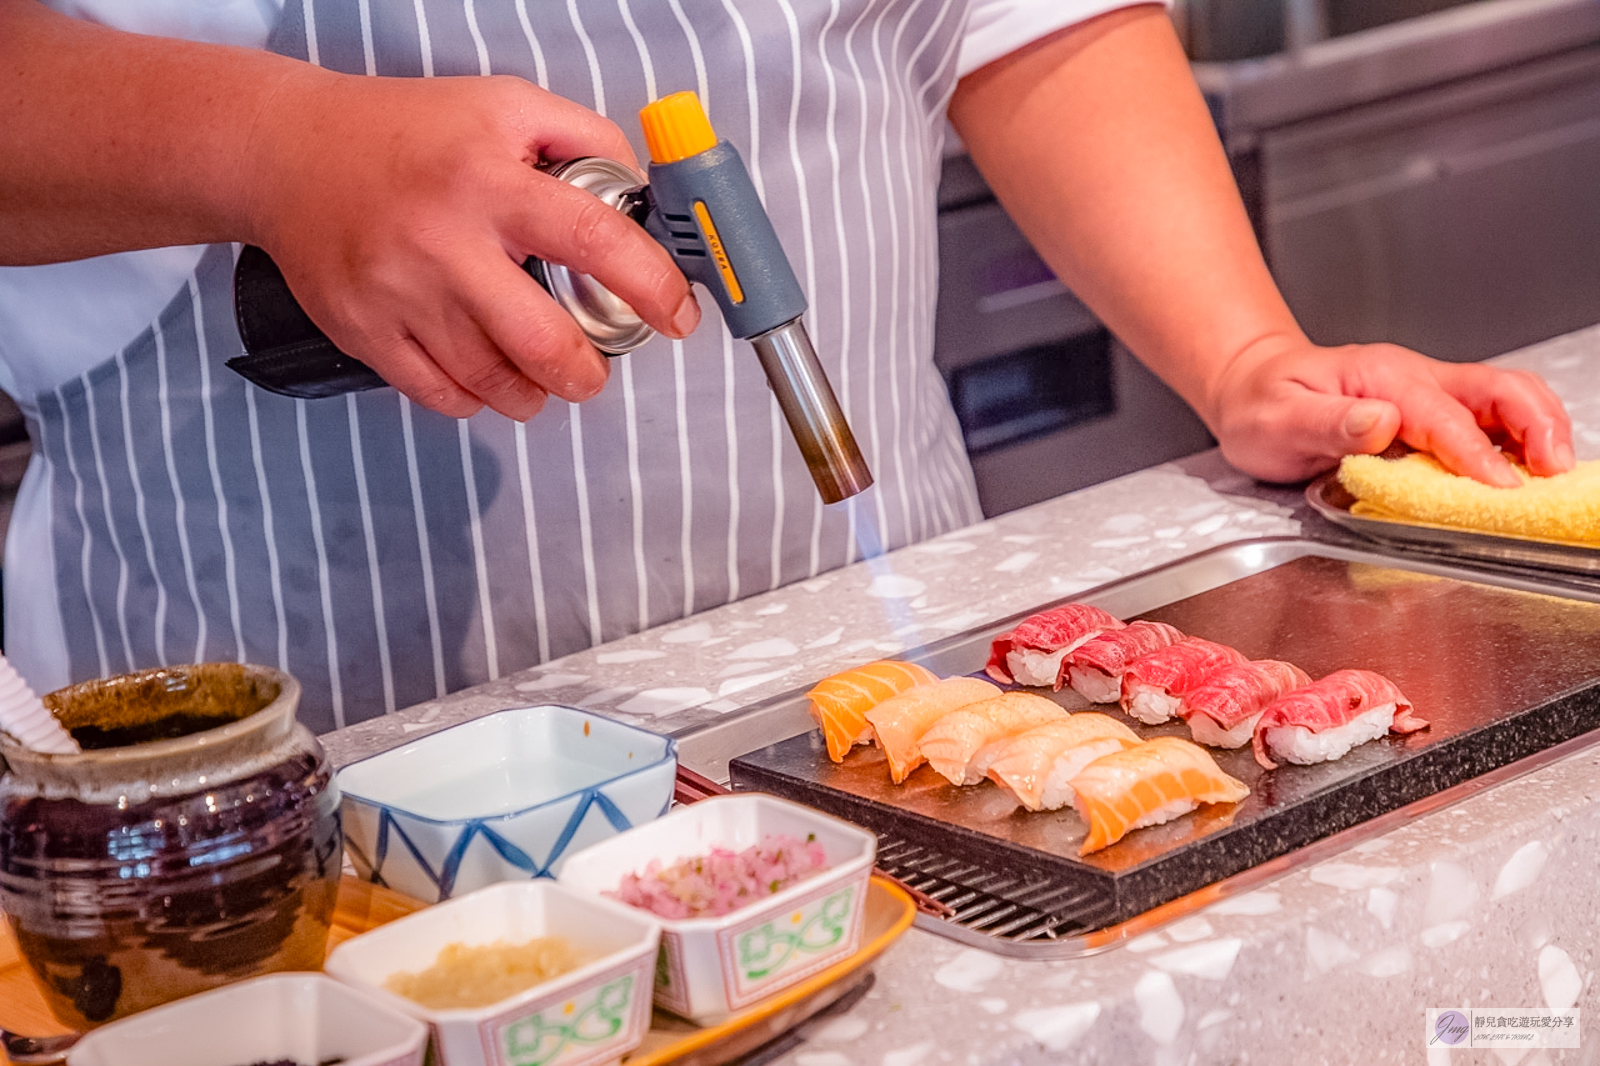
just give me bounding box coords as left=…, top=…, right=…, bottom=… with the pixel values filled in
left=337, top=705, right=675, bottom=903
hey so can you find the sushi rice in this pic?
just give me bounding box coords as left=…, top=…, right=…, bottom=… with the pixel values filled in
left=1259, top=703, right=1398, bottom=766
left=1187, top=710, right=1263, bottom=749
left=1123, top=684, right=1183, bottom=725
left=1066, top=664, right=1121, bottom=704
left=1007, top=643, right=1082, bottom=688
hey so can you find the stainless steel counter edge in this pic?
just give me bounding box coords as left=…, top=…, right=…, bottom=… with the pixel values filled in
left=1193, top=0, right=1600, bottom=139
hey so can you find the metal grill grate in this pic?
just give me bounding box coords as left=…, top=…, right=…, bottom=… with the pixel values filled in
left=872, top=833, right=1116, bottom=942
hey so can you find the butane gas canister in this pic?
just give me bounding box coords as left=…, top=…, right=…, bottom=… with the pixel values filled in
left=520, top=157, right=656, bottom=356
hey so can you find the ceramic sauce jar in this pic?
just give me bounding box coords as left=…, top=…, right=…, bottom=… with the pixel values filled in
left=0, top=663, right=342, bottom=1028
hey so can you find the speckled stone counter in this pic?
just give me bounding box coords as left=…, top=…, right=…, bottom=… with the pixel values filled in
left=322, top=326, right=1600, bottom=1065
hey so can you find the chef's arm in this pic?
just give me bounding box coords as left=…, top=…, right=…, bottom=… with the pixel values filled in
left=0, top=0, right=696, bottom=419
left=948, top=3, right=1574, bottom=485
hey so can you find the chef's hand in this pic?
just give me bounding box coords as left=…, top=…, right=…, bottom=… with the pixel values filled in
left=245, top=68, right=700, bottom=420
left=1205, top=335, right=1576, bottom=487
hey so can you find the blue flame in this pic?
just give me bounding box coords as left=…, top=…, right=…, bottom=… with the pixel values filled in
left=833, top=488, right=921, bottom=654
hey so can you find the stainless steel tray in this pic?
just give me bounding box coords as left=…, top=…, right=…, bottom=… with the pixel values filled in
left=1306, top=471, right=1600, bottom=576
left=677, top=538, right=1600, bottom=958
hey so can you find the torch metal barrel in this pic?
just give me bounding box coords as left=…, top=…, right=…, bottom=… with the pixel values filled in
left=750, top=318, right=874, bottom=505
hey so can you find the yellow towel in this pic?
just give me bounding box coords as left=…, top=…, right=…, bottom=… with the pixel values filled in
left=1336, top=452, right=1600, bottom=545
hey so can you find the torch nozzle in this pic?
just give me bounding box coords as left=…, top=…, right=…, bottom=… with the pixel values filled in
left=641, top=92, right=872, bottom=504
left=750, top=318, right=874, bottom=504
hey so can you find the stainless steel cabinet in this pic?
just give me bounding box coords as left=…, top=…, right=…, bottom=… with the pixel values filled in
left=1195, top=0, right=1600, bottom=360
left=1262, top=46, right=1600, bottom=360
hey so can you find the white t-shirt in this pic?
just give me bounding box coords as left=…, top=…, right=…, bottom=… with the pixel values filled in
left=0, top=0, right=282, bottom=401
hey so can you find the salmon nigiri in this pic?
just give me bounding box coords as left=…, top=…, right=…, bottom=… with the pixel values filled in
left=1070, top=736, right=1250, bottom=855
left=917, top=692, right=1069, bottom=786
left=865, top=676, right=1001, bottom=784
left=806, top=659, right=940, bottom=762
left=985, top=604, right=1125, bottom=687
left=986, top=713, right=1143, bottom=811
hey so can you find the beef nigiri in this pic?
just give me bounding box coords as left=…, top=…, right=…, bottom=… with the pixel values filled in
left=1070, top=736, right=1250, bottom=855
left=806, top=659, right=940, bottom=762
left=865, top=676, right=1002, bottom=784
left=1248, top=665, right=1427, bottom=765
left=917, top=692, right=1070, bottom=786
left=1253, top=668, right=1428, bottom=770
left=986, top=713, right=1143, bottom=811
left=1180, top=659, right=1312, bottom=749
left=985, top=604, right=1125, bottom=687
left=1119, top=637, right=1248, bottom=725
left=1064, top=620, right=1186, bottom=701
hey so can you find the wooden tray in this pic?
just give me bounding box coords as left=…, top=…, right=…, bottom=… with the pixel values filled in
left=1, top=874, right=915, bottom=1066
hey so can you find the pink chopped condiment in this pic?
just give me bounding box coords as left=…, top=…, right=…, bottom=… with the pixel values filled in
left=607, top=833, right=829, bottom=919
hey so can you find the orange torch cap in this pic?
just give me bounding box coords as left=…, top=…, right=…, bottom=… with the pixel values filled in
left=640, top=91, right=718, bottom=164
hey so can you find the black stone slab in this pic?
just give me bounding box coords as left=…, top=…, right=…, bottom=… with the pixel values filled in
left=729, top=550, right=1600, bottom=930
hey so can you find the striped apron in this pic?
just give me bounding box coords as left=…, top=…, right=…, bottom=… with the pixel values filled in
left=22, top=0, right=983, bottom=734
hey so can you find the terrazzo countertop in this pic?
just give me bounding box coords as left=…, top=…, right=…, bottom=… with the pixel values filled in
left=323, top=326, right=1600, bottom=1065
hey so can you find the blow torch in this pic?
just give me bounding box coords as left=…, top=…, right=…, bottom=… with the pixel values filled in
left=230, top=91, right=873, bottom=505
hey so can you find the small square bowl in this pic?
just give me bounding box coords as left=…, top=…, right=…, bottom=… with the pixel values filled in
left=65, top=972, right=428, bottom=1066
left=557, top=793, right=877, bottom=1024
left=324, top=880, right=660, bottom=1066
left=338, top=705, right=676, bottom=903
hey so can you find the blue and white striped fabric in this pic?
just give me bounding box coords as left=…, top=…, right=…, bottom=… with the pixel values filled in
left=11, top=0, right=1125, bottom=734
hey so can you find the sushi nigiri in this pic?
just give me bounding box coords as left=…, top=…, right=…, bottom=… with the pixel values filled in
left=806, top=659, right=941, bottom=762
left=985, top=604, right=1125, bottom=687
left=986, top=713, right=1143, bottom=811
left=1253, top=668, right=1428, bottom=770
left=1070, top=736, right=1250, bottom=855
left=917, top=692, right=1069, bottom=786
left=1119, top=637, right=1248, bottom=725
left=1180, top=659, right=1312, bottom=749
left=1063, top=620, right=1186, bottom=701
left=865, top=676, right=1002, bottom=784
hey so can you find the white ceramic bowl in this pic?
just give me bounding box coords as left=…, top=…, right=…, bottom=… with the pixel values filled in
left=325, top=880, right=660, bottom=1066
left=65, top=972, right=428, bottom=1066
left=558, top=792, right=877, bottom=1024
left=338, top=705, right=676, bottom=903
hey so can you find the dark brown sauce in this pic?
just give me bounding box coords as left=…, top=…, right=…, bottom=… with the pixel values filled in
left=41, top=663, right=277, bottom=743
left=69, top=712, right=246, bottom=750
